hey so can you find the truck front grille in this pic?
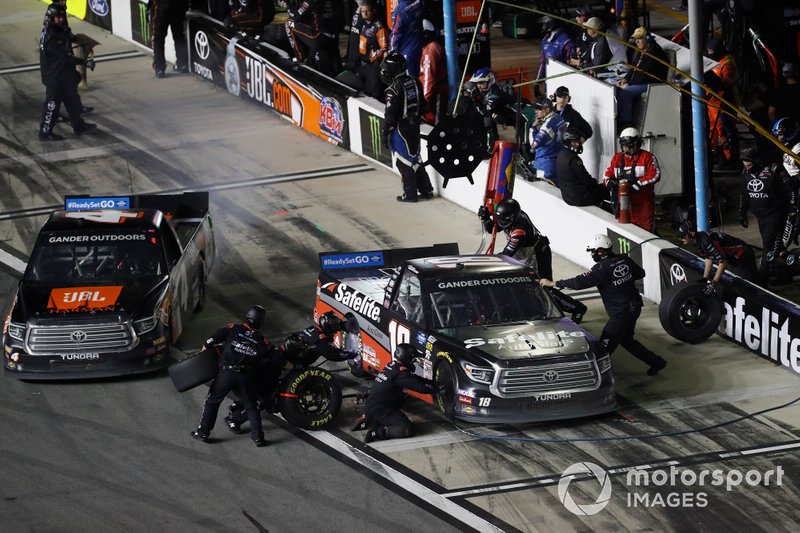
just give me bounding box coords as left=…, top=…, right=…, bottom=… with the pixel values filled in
left=496, top=358, right=600, bottom=397
left=27, top=323, right=133, bottom=353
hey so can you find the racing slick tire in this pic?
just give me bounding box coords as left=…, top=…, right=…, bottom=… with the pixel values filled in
left=168, top=349, right=218, bottom=392
left=278, top=367, right=342, bottom=430
left=434, top=360, right=457, bottom=420
left=658, top=282, right=723, bottom=344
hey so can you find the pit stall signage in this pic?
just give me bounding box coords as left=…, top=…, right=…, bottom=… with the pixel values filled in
left=659, top=247, right=800, bottom=376
left=186, top=13, right=350, bottom=148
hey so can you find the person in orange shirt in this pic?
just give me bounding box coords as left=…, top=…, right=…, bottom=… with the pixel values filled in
left=705, top=38, right=740, bottom=167
left=355, top=0, right=388, bottom=99
left=419, top=19, right=447, bottom=125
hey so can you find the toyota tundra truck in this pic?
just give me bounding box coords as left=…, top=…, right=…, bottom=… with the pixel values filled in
left=314, top=244, right=617, bottom=424
left=3, top=193, right=214, bottom=379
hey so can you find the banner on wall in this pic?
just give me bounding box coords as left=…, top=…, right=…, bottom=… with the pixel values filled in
left=358, top=108, right=392, bottom=166
left=131, top=0, right=152, bottom=48
left=186, top=13, right=351, bottom=148
left=85, top=0, right=112, bottom=31
left=659, top=247, right=800, bottom=375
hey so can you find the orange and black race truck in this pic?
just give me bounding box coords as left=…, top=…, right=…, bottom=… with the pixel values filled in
left=314, top=244, right=617, bottom=424
left=3, top=193, right=214, bottom=379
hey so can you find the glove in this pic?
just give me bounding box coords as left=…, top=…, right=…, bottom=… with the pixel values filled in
left=477, top=205, right=490, bottom=220
left=630, top=181, right=641, bottom=192
left=699, top=278, right=717, bottom=296
left=383, top=129, right=393, bottom=149
left=84, top=58, right=95, bottom=71
left=738, top=213, right=749, bottom=228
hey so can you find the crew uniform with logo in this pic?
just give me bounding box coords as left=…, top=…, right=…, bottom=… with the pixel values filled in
left=149, top=0, right=189, bottom=77
left=738, top=148, right=796, bottom=277
left=540, top=235, right=667, bottom=375
left=192, top=306, right=277, bottom=446
left=363, top=344, right=435, bottom=443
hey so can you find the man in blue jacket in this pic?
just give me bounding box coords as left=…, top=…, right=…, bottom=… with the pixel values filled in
left=390, top=0, right=423, bottom=76
left=528, top=97, right=566, bottom=185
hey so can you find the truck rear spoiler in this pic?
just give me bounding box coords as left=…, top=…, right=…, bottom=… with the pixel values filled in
left=64, top=192, right=209, bottom=219
left=319, top=243, right=459, bottom=271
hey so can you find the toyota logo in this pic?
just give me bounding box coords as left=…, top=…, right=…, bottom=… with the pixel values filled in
left=194, top=31, right=210, bottom=60
left=747, top=178, right=764, bottom=192
left=670, top=263, right=686, bottom=284
left=543, top=370, right=559, bottom=382
left=70, top=330, right=88, bottom=343
left=612, top=264, right=630, bottom=278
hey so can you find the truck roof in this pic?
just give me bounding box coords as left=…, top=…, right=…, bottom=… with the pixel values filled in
left=41, top=209, right=163, bottom=231
left=406, top=255, right=532, bottom=278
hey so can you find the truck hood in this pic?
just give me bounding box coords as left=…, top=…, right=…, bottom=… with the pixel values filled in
left=438, top=318, right=592, bottom=359
left=16, top=277, right=169, bottom=320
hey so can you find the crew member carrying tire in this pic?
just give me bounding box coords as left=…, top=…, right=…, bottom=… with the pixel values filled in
left=540, top=235, right=667, bottom=375
left=362, top=344, right=435, bottom=443
left=478, top=198, right=553, bottom=280
left=677, top=220, right=761, bottom=287
left=191, top=305, right=279, bottom=447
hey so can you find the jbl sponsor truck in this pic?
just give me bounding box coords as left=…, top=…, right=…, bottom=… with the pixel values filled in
left=3, top=193, right=214, bottom=379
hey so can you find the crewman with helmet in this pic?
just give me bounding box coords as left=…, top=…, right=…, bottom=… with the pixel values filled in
left=192, top=305, right=278, bottom=447
left=604, top=127, right=661, bottom=232
left=773, top=117, right=800, bottom=178
left=541, top=235, right=666, bottom=375
left=556, top=127, right=607, bottom=207
left=363, top=344, right=435, bottom=443
left=676, top=220, right=760, bottom=287
left=478, top=198, right=553, bottom=280
left=467, top=67, right=516, bottom=152
left=381, top=51, right=435, bottom=202
left=223, top=311, right=351, bottom=433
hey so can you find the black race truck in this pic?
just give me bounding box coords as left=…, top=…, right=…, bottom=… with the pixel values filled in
left=314, top=244, right=617, bottom=424
left=3, top=193, right=214, bottom=379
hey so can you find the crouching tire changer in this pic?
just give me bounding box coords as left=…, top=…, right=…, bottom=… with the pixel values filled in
left=361, top=344, right=436, bottom=443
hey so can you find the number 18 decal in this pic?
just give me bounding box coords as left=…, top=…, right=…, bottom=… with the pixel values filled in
left=479, top=397, right=491, bottom=407
left=388, top=319, right=411, bottom=354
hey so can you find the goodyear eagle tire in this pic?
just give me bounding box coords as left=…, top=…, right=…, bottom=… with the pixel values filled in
left=659, top=282, right=723, bottom=344
left=278, top=367, right=342, bottom=430
left=435, top=360, right=457, bottom=420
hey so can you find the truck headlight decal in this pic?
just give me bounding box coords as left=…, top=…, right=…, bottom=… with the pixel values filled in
left=7, top=322, right=26, bottom=342
left=597, top=354, right=612, bottom=374
left=133, top=316, right=158, bottom=335
left=463, top=363, right=495, bottom=385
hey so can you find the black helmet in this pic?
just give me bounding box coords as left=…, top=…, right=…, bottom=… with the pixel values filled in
left=245, top=305, right=266, bottom=329
left=380, top=51, right=406, bottom=84
left=741, top=147, right=761, bottom=164
left=540, top=15, right=556, bottom=33
left=562, top=127, right=582, bottom=144
left=676, top=220, right=696, bottom=239
left=45, top=3, right=66, bottom=21
left=319, top=311, right=343, bottom=336
left=495, top=198, right=521, bottom=229
left=393, top=343, right=418, bottom=369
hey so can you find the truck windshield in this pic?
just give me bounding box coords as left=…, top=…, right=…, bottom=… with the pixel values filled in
left=27, top=231, right=167, bottom=281
left=428, top=276, right=561, bottom=328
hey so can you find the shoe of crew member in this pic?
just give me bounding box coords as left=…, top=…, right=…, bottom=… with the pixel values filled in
left=156, top=69, right=166, bottom=78
left=396, top=194, right=418, bottom=203
left=39, top=131, right=65, bottom=141
left=253, top=432, right=267, bottom=447
left=420, top=192, right=434, bottom=200
left=190, top=429, right=210, bottom=443
left=647, top=358, right=667, bottom=376
left=74, top=122, right=97, bottom=135
left=224, top=415, right=245, bottom=434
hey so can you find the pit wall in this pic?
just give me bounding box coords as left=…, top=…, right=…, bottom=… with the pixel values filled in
left=60, top=4, right=800, bottom=376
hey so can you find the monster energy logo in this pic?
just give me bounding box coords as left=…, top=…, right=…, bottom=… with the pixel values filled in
left=617, top=237, right=631, bottom=255
left=368, top=115, right=382, bottom=159
left=138, top=1, right=152, bottom=46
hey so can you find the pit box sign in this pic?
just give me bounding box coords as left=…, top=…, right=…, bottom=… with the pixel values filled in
left=659, top=247, right=800, bottom=376
left=85, top=0, right=112, bottom=31
left=186, top=13, right=349, bottom=148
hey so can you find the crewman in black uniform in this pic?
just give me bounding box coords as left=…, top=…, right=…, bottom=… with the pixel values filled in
left=738, top=148, right=797, bottom=278
left=677, top=220, right=761, bottom=287
left=478, top=198, right=553, bottom=280
left=381, top=51, right=435, bottom=202
left=150, top=0, right=189, bottom=77
left=540, top=234, right=667, bottom=375
left=363, top=344, right=435, bottom=443
left=192, top=306, right=277, bottom=446
left=222, top=311, right=353, bottom=432
left=556, top=127, right=606, bottom=207
left=38, top=4, right=97, bottom=141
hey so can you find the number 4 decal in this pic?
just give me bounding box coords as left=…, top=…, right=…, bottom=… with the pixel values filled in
left=64, top=210, right=144, bottom=224
left=388, top=319, right=411, bottom=354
